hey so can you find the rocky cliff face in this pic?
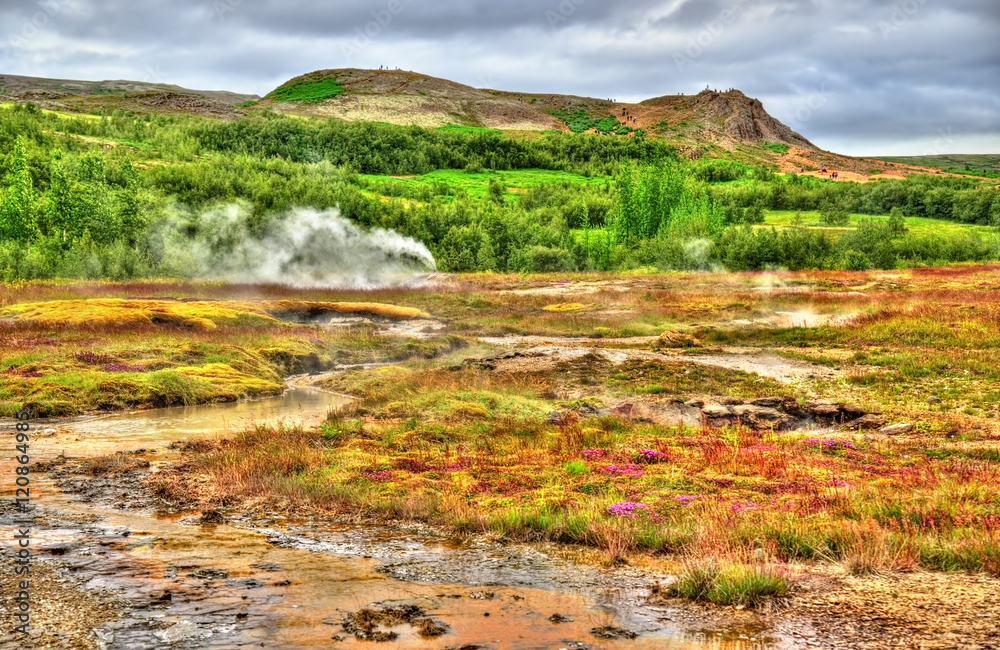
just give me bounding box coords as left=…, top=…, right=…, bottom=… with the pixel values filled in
left=693, top=89, right=814, bottom=147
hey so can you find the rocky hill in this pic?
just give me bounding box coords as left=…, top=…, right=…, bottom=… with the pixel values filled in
left=0, top=74, right=258, bottom=118
left=0, top=69, right=943, bottom=178
left=258, top=69, right=813, bottom=148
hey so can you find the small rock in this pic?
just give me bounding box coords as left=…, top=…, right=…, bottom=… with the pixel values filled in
left=200, top=510, right=226, bottom=524
left=927, top=396, right=942, bottom=405
left=610, top=403, right=634, bottom=417
left=684, top=399, right=705, bottom=408
left=732, top=404, right=786, bottom=423
left=809, top=401, right=841, bottom=418
left=653, top=331, right=701, bottom=349
left=149, top=589, right=172, bottom=602
left=189, top=568, right=230, bottom=580
left=591, top=626, right=638, bottom=640
left=549, top=613, right=573, bottom=623
left=847, top=414, right=886, bottom=430
left=879, top=423, right=915, bottom=436
left=840, top=403, right=866, bottom=417
left=702, top=405, right=731, bottom=418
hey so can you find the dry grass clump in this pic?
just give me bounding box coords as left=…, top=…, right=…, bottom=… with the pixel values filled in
left=79, top=452, right=151, bottom=476
left=665, top=558, right=790, bottom=608
left=542, top=303, right=595, bottom=313
left=172, top=363, right=284, bottom=394
left=263, top=300, right=430, bottom=320
left=1, top=299, right=278, bottom=329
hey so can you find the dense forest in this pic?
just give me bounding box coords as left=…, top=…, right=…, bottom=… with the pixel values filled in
left=1, top=102, right=998, bottom=280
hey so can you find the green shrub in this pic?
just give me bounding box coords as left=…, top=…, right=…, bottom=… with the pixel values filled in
left=512, top=245, right=576, bottom=272
left=819, top=201, right=851, bottom=226
left=669, top=561, right=789, bottom=607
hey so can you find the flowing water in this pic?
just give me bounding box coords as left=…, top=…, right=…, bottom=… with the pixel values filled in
left=1, top=388, right=778, bottom=649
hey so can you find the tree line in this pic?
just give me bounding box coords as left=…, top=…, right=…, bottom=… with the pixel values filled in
left=0, top=103, right=997, bottom=279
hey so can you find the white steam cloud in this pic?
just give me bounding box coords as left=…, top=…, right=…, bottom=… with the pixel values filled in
left=151, top=204, right=436, bottom=288
left=682, top=238, right=722, bottom=271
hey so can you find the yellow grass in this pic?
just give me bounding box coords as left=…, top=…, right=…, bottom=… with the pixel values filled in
left=172, top=363, right=284, bottom=393
left=542, top=303, right=595, bottom=313
left=1, top=298, right=429, bottom=328
left=1, top=299, right=275, bottom=328
left=262, top=300, right=430, bottom=320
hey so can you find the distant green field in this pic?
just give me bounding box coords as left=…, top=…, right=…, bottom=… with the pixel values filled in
left=436, top=124, right=500, bottom=135
left=0, top=101, right=102, bottom=120
left=880, top=154, right=1000, bottom=178
left=761, top=210, right=998, bottom=238
left=569, top=212, right=998, bottom=246
left=360, top=168, right=607, bottom=200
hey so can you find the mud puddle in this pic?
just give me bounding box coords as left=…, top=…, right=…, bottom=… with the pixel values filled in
left=478, top=336, right=660, bottom=347
left=14, top=475, right=718, bottom=649
left=500, top=280, right=639, bottom=296
left=17, top=387, right=351, bottom=464
left=2, top=385, right=774, bottom=649
left=476, top=337, right=836, bottom=384
left=323, top=315, right=448, bottom=339
left=471, top=344, right=667, bottom=373
left=678, top=352, right=837, bottom=384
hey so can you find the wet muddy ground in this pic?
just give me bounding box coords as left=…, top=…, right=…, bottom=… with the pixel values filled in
left=1, top=387, right=752, bottom=649
left=2, top=301, right=998, bottom=649
left=6, top=385, right=997, bottom=649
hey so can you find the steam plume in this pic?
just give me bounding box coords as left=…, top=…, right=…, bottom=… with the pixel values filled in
left=151, top=204, right=436, bottom=288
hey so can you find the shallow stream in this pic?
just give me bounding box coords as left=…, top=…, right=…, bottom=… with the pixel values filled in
left=2, top=387, right=777, bottom=649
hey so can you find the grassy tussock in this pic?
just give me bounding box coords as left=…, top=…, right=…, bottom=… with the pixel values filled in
left=172, top=363, right=284, bottom=394
left=667, top=560, right=790, bottom=607
left=79, top=452, right=151, bottom=476
left=542, top=303, right=595, bottom=313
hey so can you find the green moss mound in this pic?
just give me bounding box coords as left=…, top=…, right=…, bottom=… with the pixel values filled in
left=267, top=75, right=345, bottom=103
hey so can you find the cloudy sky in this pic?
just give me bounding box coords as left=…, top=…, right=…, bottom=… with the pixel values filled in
left=2, top=0, right=998, bottom=156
